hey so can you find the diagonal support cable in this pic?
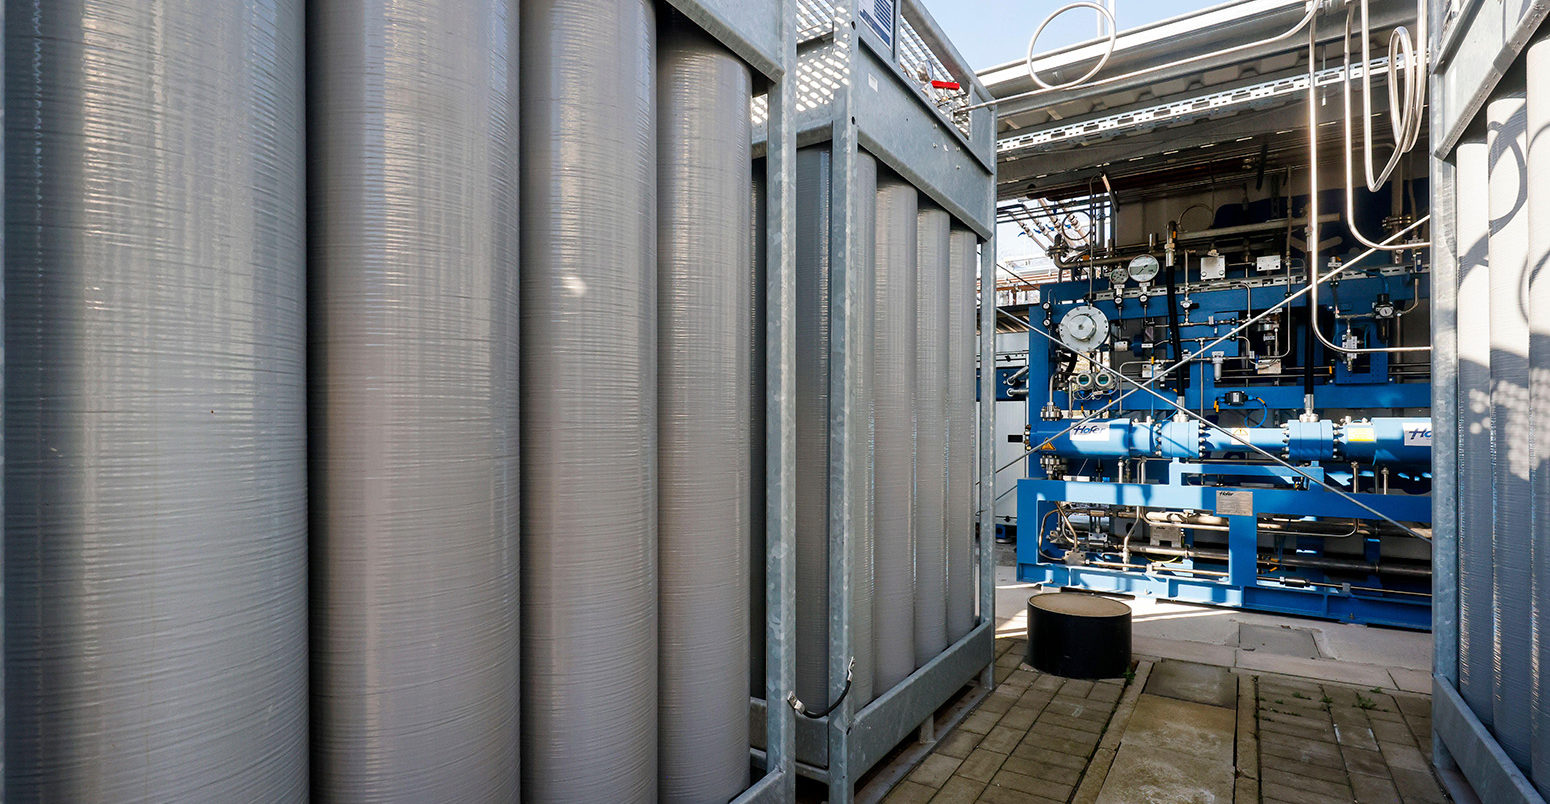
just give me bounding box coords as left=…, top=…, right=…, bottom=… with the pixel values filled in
left=1017, top=313, right=1429, bottom=540
left=986, top=213, right=1429, bottom=486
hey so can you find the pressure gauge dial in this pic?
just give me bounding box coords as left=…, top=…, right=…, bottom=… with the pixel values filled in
left=1127, top=253, right=1161, bottom=283
left=1107, top=264, right=1129, bottom=287
left=1057, top=305, right=1110, bottom=353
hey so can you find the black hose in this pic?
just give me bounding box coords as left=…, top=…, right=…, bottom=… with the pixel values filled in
left=1164, top=246, right=1188, bottom=397
left=1302, top=301, right=1315, bottom=398
left=788, top=658, right=855, bottom=719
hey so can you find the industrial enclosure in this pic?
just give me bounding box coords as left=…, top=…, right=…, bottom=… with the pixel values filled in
left=0, top=0, right=993, bottom=801
left=0, top=0, right=1547, bottom=801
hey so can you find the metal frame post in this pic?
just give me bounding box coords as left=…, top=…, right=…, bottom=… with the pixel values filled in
left=826, top=3, right=860, bottom=800
left=1427, top=28, right=1460, bottom=769
left=759, top=0, right=798, bottom=800
left=979, top=238, right=997, bottom=690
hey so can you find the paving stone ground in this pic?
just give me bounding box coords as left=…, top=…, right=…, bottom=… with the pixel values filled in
left=879, top=636, right=1451, bottom=804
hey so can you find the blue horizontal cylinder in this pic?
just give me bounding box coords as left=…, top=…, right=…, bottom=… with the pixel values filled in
left=1029, top=417, right=1431, bottom=466
left=1284, top=420, right=1335, bottom=462
left=1201, top=426, right=1289, bottom=455
left=1337, top=418, right=1432, bottom=465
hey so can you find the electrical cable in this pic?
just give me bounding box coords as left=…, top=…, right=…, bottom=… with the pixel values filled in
left=787, top=658, right=856, bottom=719
left=1164, top=242, right=1189, bottom=397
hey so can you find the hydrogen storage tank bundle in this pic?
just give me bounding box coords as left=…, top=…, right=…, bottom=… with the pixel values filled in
left=1, top=0, right=799, bottom=801
left=1430, top=9, right=1550, bottom=802
left=0, top=0, right=994, bottom=799
left=750, top=0, right=999, bottom=800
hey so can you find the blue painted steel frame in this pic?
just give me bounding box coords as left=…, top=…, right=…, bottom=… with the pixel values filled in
left=1015, top=477, right=1432, bottom=629
left=1024, top=271, right=1431, bottom=415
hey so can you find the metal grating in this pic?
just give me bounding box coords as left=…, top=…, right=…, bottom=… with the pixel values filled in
left=797, top=0, right=836, bottom=42
left=998, top=57, right=1394, bottom=155
left=754, top=1, right=971, bottom=139
left=751, top=42, right=849, bottom=130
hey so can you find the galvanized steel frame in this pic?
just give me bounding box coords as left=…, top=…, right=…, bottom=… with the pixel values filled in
left=748, top=0, right=996, bottom=800
left=663, top=1, right=798, bottom=801
left=1428, top=0, right=1549, bottom=799
left=1431, top=0, right=1550, bottom=155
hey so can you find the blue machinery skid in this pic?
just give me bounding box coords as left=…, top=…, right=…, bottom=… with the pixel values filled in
left=1010, top=209, right=1433, bottom=629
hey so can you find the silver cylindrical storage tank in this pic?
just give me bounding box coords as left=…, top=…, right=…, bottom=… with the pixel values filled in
left=794, top=145, right=832, bottom=707
left=751, top=162, right=769, bottom=699
left=520, top=0, right=657, bottom=800
left=851, top=151, right=879, bottom=706
left=656, top=17, right=752, bottom=801
left=308, top=0, right=521, bottom=799
left=4, top=1, right=308, bottom=799
left=1486, top=82, right=1532, bottom=767
left=1454, top=133, right=1493, bottom=725
left=1526, top=34, right=1550, bottom=787
left=946, top=228, right=978, bottom=641
left=913, top=203, right=950, bottom=666
left=873, top=176, right=919, bottom=693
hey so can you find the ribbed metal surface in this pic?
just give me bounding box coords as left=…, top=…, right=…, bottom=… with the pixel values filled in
left=851, top=151, right=878, bottom=705
left=751, top=164, right=769, bottom=700
left=1487, top=84, right=1532, bottom=768
left=520, top=0, right=657, bottom=799
left=873, top=176, right=919, bottom=693
left=656, top=18, right=752, bottom=801
left=946, top=228, right=978, bottom=641
left=1455, top=133, right=1494, bottom=727
left=1527, top=36, right=1550, bottom=790
left=794, top=145, right=832, bottom=706
left=307, top=0, right=521, bottom=798
left=3, top=1, right=308, bottom=799
left=913, top=205, right=950, bottom=666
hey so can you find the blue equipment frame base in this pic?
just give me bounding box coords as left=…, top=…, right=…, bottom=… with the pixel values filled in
left=1017, top=477, right=1432, bottom=630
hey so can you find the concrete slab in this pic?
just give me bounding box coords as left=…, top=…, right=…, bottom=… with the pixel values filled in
left=1092, top=690, right=1237, bottom=803
left=1388, top=666, right=1432, bottom=694
left=1144, top=660, right=1238, bottom=708
left=1120, top=694, right=1237, bottom=756
left=1234, top=650, right=1393, bottom=689
left=1131, top=635, right=1238, bottom=668
left=1128, top=600, right=1243, bottom=647
left=1094, top=742, right=1233, bottom=804
left=1239, top=623, right=1322, bottom=659
left=1313, top=621, right=1430, bottom=671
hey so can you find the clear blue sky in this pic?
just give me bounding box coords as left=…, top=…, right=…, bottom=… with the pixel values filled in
left=917, top=0, right=1218, bottom=71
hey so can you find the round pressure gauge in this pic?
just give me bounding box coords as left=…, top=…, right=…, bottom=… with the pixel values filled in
left=1127, top=253, right=1161, bottom=283
left=1057, top=305, right=1110, bottom=353
left=1107, top=263, right=1129, bottom=287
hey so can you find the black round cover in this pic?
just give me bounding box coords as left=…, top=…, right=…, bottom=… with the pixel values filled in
left=1025, top=593, right=1133, bottom=679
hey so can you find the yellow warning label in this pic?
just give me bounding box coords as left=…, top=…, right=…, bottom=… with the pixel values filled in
left=1346, top=426, right=1376, bottom=442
